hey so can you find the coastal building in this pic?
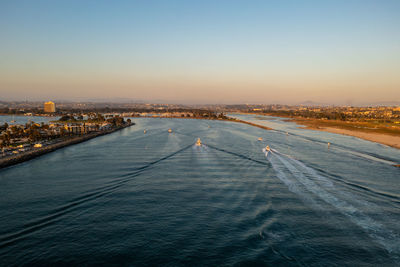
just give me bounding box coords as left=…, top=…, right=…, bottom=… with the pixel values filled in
left=63, top=123, right=100, bottom=134
left=64, top=123, right=85, bottom=134
left=44, top=101, right=56, bottom=113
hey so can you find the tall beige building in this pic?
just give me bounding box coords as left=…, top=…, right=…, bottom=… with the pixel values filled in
left=44, top=101, right=56, bottom=113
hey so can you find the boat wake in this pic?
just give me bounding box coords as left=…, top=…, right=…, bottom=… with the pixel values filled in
left=264, top=147, right=400, bottom=258
left=0, top=143, right=195, bottom=249
left=281, top=131, right=398, bottom=166
left=192, top=144, right=209, bottom=152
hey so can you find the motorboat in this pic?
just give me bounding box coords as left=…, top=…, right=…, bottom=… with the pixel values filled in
left=168, top=128, right=172, bottom=133
left=258, top=137, right=263, bottom=141
left=262, top=145, right=271, bottom=158
left=195, top=138, right=202, bottom=146
left=262, top=146, right=272, bottom=158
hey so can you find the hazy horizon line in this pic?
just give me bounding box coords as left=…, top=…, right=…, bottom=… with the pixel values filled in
left=1, top=98, right=400, bottom=107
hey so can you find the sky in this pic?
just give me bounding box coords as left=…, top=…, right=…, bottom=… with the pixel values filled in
left=1, top=0, right=399, bottom=105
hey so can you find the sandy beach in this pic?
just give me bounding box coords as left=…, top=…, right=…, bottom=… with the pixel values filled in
left=307, top=127, right=400, bottom=149
left=291, top=118, right=400, bottom=150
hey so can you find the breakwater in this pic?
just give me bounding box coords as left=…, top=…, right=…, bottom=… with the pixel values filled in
left=231, top=118, right=273, bottom=130
left=0, top=123, right=134, bottom=169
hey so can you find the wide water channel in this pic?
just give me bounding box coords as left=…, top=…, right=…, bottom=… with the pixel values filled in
left=0, top=116, right=399, bottom=266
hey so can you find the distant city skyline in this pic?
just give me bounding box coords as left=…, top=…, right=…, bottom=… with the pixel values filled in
left=1, top=0, right=399, bottom=105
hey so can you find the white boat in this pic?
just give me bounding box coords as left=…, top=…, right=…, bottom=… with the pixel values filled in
left=195, top=138, right=202, bottom=146
left=258, top=137, right=263, bottom=141
left=168, top=128, right=172, bottom=133
left=262, top=145, right=271, bottom=158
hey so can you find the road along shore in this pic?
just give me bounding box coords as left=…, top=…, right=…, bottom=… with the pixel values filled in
left=0, top=123, right=134, bottom=170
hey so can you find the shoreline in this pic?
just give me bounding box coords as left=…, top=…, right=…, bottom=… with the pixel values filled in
left=2, top=115, right=398, bottom=170
left=0, top=116, right=269, bottom=170
left=132, top=115, right=274, bottom=130
left=228, top=118, right=273, bottom=131
left=233, top=113, right=400, bottom=150
left=0, top=123, right=134, bottom=170
left=301, top=125, right=400, bottom=150
left=291, top=118, right=400, bottom=150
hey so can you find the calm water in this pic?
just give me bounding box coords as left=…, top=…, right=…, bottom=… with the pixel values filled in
left=0, top=115, right=59, bottom=125
left=0, top=116, right=399, bottom=266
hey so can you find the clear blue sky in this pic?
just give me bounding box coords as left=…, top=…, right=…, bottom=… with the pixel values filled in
left=1, top=0, right=399, bottom=104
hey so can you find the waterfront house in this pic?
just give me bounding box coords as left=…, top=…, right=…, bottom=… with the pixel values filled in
left=64, top=123, right=85, bottom=134
left=85, top=123, right=99, bottom=133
